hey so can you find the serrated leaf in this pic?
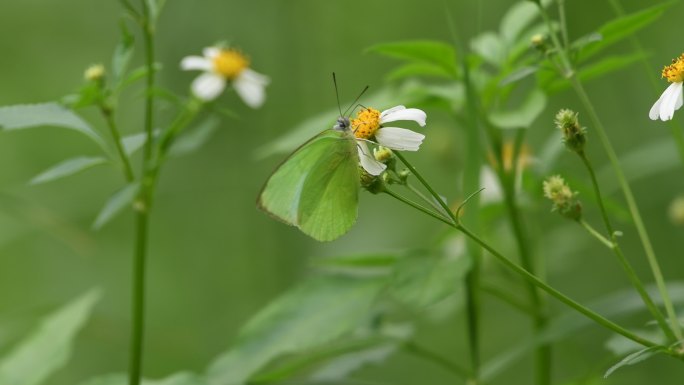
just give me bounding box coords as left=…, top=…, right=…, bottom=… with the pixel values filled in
left=0, top=103, right=106, bottom=149
left=206, top=276, right=385, bottom=385
left=0, top=289, right=101, bottom=385
left=169, top=116, right=220, bottom=157
left=579, top=1, right=675, bottom=61
left=30, top=156, right=107, bottom=185
left=366, top=40, right=457, bottom=76
left=489, top=89, right=546, bottom=129
left=111, top=22, right=134, bottom=85
left=604, top=346, right=664, bottom=378
left=500, top=1, right=540, bottom=43
left=92, top=183, right=140, bottom=230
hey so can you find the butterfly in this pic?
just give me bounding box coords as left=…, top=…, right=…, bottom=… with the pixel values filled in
left=257, top=74, right=371, bottom=242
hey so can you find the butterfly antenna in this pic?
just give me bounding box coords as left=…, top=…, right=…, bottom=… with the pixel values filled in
left=343, top=85, right=369, bottom=117
left=332, top=72, right=344, bottom=118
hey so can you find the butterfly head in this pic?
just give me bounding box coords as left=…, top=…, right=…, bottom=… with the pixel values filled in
left=333, top=116, right=351, bottom=131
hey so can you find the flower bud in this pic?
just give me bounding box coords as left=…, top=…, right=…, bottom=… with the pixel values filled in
left=374, top=146, right=393, bottom=163
left=360, top=166, right=385, bottom=194
left=84, top=64, right=105, bottom=82
left=668, top=195, right=684, bottom=226
left=543, top=175, right=582, bottom=220
left=531, top=34, right=547, bottom=52
left=555, top=109, right=586, bottom=153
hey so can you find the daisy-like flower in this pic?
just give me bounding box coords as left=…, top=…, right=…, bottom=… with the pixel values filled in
left=649, top=53, right=684, bottom=121
left=181, top=47, right=269, bottom=108
left=351, top=105, right=426, bottom=175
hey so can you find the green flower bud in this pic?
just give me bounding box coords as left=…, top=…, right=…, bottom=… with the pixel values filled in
left=555, top=109, right=587, bottom=153
left=84, top=64, right=105, bottom=82
left=543, top=175, right=582, bottom=220
left=373, top=146, right=393, bottom=163
left=668, top=195, right=684, bottom=226
left=531, top=34, right=547, bottom=52
left=360, top=166, right=386, bottom=194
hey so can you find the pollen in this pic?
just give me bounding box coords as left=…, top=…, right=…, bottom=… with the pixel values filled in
left=662, top=53, right=684, bottom=83
left=352, top=108, right=381, bottom=139
left=213, top=49, right=249, bottom=80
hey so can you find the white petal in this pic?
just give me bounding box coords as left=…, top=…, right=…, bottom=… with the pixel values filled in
left=203, top=47, right=220, bottom=59
left=676, top=83, right=684, bottom=111
left=180, top=56, right=213, bottom=71
left=357, top=141, right=386, bottom=176
left=233, top=70, right=269, bottom=108
left=191, top=72, right=226, bottom=101
left=649, top=88, right=667, bottom=120
left=375, top=127, right=425, bottom=151
left=659, top=82, right=683, bottom=121
left=380, top=108, right=427, bottom=127
left=380, top=105, right=406, bottom=119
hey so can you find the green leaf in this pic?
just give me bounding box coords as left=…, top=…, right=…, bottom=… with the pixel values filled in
left=77, top=372, right=207, bottom=385
left=579, top=1, right=675, bottom=61
left=389, top=248, right=471, bottom=310
left=543, top=53, right=646, bottom=92
left=117, top=63, right=163, bottom=92
left=470, top=32, right=505, bottom=67
left=122, top=132, right=149, bottom=156
left=0, top=103, right=106, bottom=149
left=206, top=276, right=385, bottom=385
left=30, top=156, right=108, bottom=185
left=489, top=89, right=546, bottom=129
left=597, top=137, right=678, bottom=195
left=366, top=40, right=457, bottom=77
left=500, top=1, right=540, bottom=43
left=169, top=116, right=220, bottom=157
left=604, top=346, right=664, bottom=378
left=92, top=183, right=140, bottom=230
left=111, top=22, right=134, bottom=85
left=605, top=329, right=664, bottom=356
left=386, top=62, right=455, bottom=81
left=499, top=66, right=539, bottom=86
left=0, top=289, right=101, bottom=385
left=312, top=254, right=398, bottom=277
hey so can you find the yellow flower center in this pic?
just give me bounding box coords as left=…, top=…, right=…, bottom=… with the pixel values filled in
left=662, top=53, right=684, bottom=83
left=212, top=49, right=249, bottom=80
left=351, top=108, right=381, bottom=139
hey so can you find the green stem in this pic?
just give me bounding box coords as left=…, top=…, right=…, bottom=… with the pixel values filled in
left=383, top=189, right=452, bottom=226
left=578, top=219, right=613, bottom=249
left=570, top=77, right=683, bottom=341
left=577, top=153, right=675, bottom=341
left=129, top=1, right=157, bottom=384
left=394, top=152, right=455, bottom=222
left=404, top=341, right=470, bottom=379
left=456, top=224, right=659, bottom=349
left=100, top=106, right=135, bottom=182
left=461, top=61, right=483, bottom=382
left=388, top=155, right=670, bottom=353
left=500, top=172, right=550, bottom=385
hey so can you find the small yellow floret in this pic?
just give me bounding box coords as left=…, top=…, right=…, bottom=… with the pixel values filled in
left=352, top=108, right=381, bottom=139
left=213, top=49, right=249, bottom=80
left=662, top=53, right=684, bottom=83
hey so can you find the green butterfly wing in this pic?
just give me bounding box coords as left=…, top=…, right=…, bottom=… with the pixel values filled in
left=258, top=129, right=359, bottom=241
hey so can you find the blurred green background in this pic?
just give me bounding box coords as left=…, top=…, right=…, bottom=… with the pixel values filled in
left=1, top=0, right=684, bottom=384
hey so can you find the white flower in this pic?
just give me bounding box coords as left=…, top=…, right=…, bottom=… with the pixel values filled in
left=180, top=47, right=269, bottom=108
left=351, top=105, right=426, bottom=175
left=650, top=53, right=684, bottom=121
